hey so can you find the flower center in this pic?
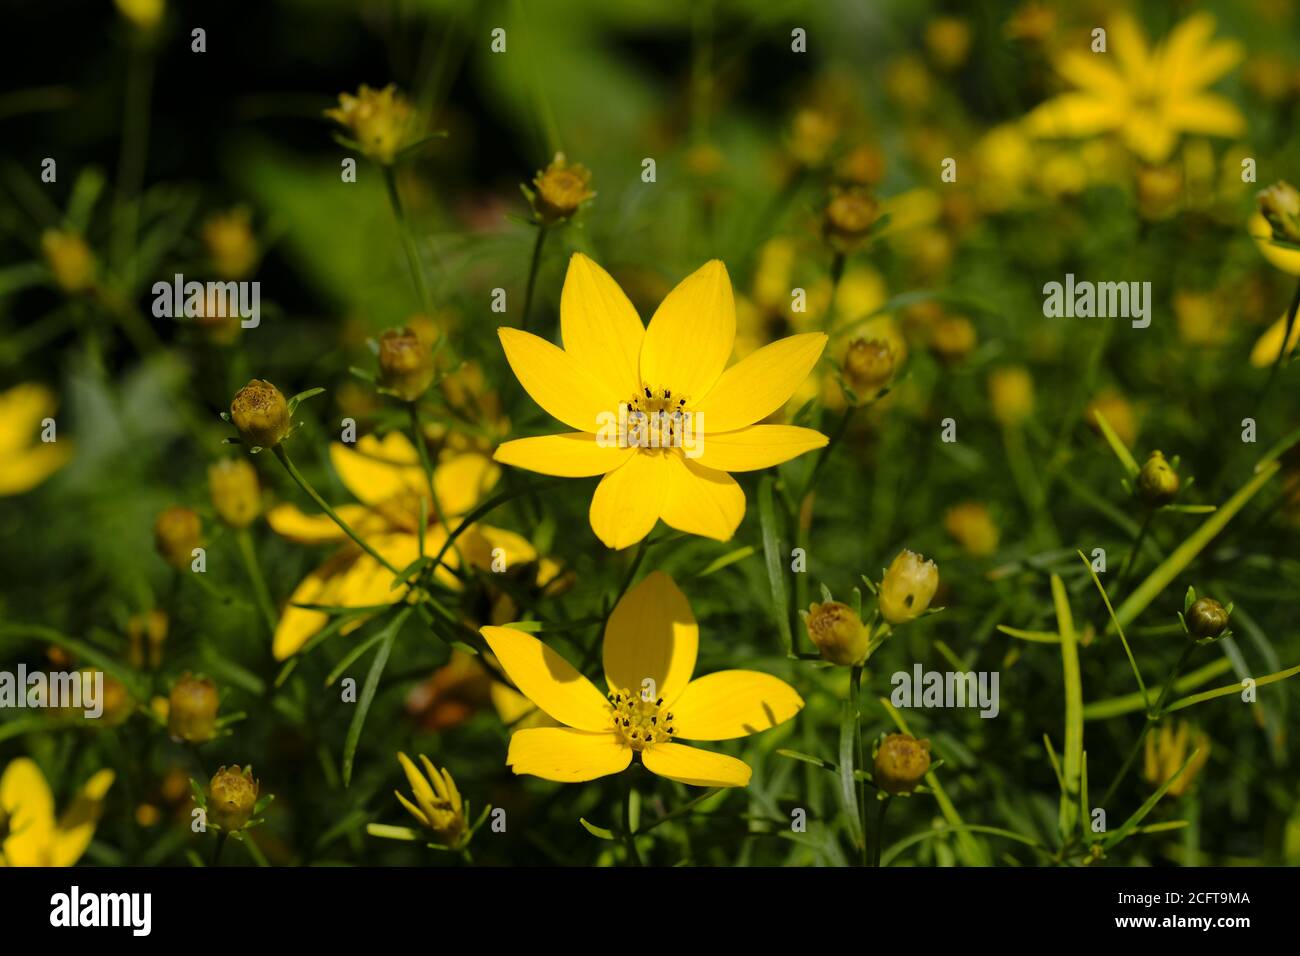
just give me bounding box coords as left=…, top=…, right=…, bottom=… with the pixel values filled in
left=608, top=687, right=675, bottom=751
left=625, top=385, right=691, bottom=451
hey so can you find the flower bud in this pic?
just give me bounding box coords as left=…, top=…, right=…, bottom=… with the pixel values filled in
left=928, top=315, right=977, bottom=364
left=789, top=109, right=839, bottom=167
left=879, top=549, right=939, bottom=625
left=874, top=733, right=931, bottom=794
left=835, top=144, right=886, bottom=186
left=1258, top=180, right=1300, bottom=243
left=230, top=379, right=290, bottom=450
left=842, top=338, right=894, bottom=399
left=208, top=765, right=259, bottom=831
left=925, top=17, right=971, bottom=70
left=804, top=601, right=870, bottom=666
left=1136, top=450, right=1180, bottom=506
left=201, top=208, right=258, bottom=280
left=154, top=506, right=202, bottom=570
left=944, top=501, right=999, bottom=557
left=324, top=84, right=414, bottom=165
left=167, top=673, right=219, bottom=743
left=396, top=752, right=468, bottom=848
left=127, top=610, right=168, bottom=670
left=377, top=327, right=436, bottom=402
left=208, top=458, right=260, bottom=528
left=41, top=229, right=95, bottom=294
left=823, top=186, right=880, bottom=253
left=988, top=365, right=1035, bottom=427
left=1186, top=597, right=1229, bottom=640
left=531, top=153, right=595, bottom=224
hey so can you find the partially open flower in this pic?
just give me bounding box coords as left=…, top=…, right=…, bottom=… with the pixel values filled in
left=167, top=673, right=219, bottom=743
left=1186, top=597, right=1229, bottom=640
left=395, top=752, right=467, bottom=848
left=208, top=765, right=259, bottom=831
left=874, top=733, right=931, bottom=794
left=530, top=153, right=595, bottom=225
left=41, top=229, right=95, bottom=294
left=208, top=458, right=260, bottom=528
left=805, top=601, right=870, bottom=666
left=230, top=379, right=290, bottom=450
left=201, top=208, right=258, bottom=280
left=944, top=501, right=999, bottom=557
left=823, top=186, right=880, bottom=253
left=325, top=84, right=414, bottom=165
left=154, top=506, right=202, bottom=570
left=1258, top=180, right=1300, bottom=244
left=1136, top=450, right=1180, bottom=506
left=988, top=365, right=1035, bottom=427
left=842, top=338, right=894, bottom=399
left=377, top=327, right=436, bottom=402
left=879, top=549, right=939, bottom=625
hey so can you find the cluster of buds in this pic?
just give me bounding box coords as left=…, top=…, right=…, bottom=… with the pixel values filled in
left=874, top=733, right=931, bottom=795
left=1257, top=180, right=1300, bottom=245
left=526, top=153, right=595, bottom=226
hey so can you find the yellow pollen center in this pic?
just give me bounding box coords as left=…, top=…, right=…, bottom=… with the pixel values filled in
left=608, top=687, right=675, bottom=751
left=626, top=385, right=690, bottom=450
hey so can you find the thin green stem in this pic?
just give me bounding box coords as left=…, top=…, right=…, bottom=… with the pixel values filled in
left=521, top=223, right=549, bottom=332
left=382, top=165, right=434, bottom=317
left=622, top=775, right=643, bottom=866
left=272, top=445, right=402, bottom=576
left=850, top=664, right=867, bottom=866
left=111, top=42, right=153, bottom=289
left=235, top=528, right=277, bottom=637
left=408, top=403, right=461, bottom=571
left=211, top=831, right=229, bottom=867
left=1114, top=509, right=1154, bottom=597
left=870, top=796, right=891, bottom=867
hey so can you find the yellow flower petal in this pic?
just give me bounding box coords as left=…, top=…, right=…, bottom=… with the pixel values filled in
left=0, top=442, right=73, bottom=497
left=603, top=570, right=697, bottom=703
left=1025, top=93, right=1124, bottom=138
left=1110, top=12, right=1152, bottom=87
left=659, top=457, right=744, bottom=542
left=480, top=626, right=613, bottom=731
left=669, top=670, right=804, bottom=740
left=1250, top=211, right=1300, bottom=276
left=693, top=333, right=827, bottom=433
left=1122, top=114, right=1176, bottom=165
left=1056, top=50, right=1126, bottom=100
left=506, top=727, right=632, bottom=782
left=0, top=758, right=56, bottom=866
left=266, top=503, right=374, bottom=544
left=330, top=433, right=424, bottom=505
left=1165, top=93, right=1244, bottom=138
left=560, top=253, right=645, bottom=401
left=272, top=550, right=360, bottom=660
left=462, top=524, right=537, bottom=570
left=641, top=742, right=752, bottom=787
left=499, top=328, right=612, bottom=433
left=588, top=451, right=669, bottom=549
left=639, top=260, right=735, bottom=401
left=694, top=424, right=827, bottom=472
left=397, top=752, right=436, bottom=805
left=490, top=681, right=559, bottom=730
left=0, top=384, right=57, bottom=455
left=1250, top=311, right=1300, bottom=368
left=433, top=451, right=499, bottom=518
left=495, top=433, right=635, bottom=477
left=51, top=769, right=115, bottom=867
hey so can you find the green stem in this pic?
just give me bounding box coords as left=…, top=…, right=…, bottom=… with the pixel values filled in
left=407, top=402, right=461, bottom=571
left=850, top=664, right=867, bottom=866
left=1114, top=510, right=1154, bottom=597
left=382, top=165, right=434, bottom=317
left=235, top=528, right=277, bottom=637
left=111, top=42, right=153, bottom=289
left=803, top=405, right=856, bottom=499
left=211, top=831, right=229, bottom=867
left=622, top=775, right=643, bottom=866
left=272, top=445, right=402, bottom=576
left=521, top=223, right=549, bottom=332
left=870, top=795, right=891, bottom=867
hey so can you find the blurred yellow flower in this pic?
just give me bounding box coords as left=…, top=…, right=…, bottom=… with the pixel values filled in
left=1250, top=309, right=1300, bottom=368
left=394, top=753, right=467, bottom=848
left=494, top=254, right=828, bottom=549
left=944, top=502, right=1000, bottom=557
left=325, top=83, right=414, bottom=165
left=925, top=17, right=971, bottom=70
left=201, top=207, right=258, bottom=280
left=988, top=365, right=1035, bottom=426
left=1173, top=291, right=1230, bottom=347
left=0, top=384, right=72, bottom=496
left=1086, top=388, right=1139, bottom=448
left=1143, top=721, right=1209, bottom=797
left=481, top=571, right=803, bottom=786
left=0, top=758, right=114, bottom=866
left=530, top=153, right=595, bottom=224
left=1026, top=12, right=1244, bottom=164
left=41, top=229, right=95, bottom=294
left=266, top=432, right=531, bottom=659
left=114, top=0, right=164, bottom=31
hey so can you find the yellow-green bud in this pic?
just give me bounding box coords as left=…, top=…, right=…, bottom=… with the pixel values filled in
left=878, top=549, right=939, bottom=625
left=230, top=379, right=290, bottom=450
left=324, top=84, right=414, bottom=165
left=208, top=765, right=259, bottom=831
left=377, top=328, right=436, bottom=402
left=1187, top=597, right=1229, bottom=640
left=154, top=506, right=202, bottom=570
left=805, top=601, right=870, bottom=666
left=874, top=733, right=931, bottom=794
left=208, top=458, right=260, bottom=528
left=531, top=153, right=595, bottom=224
left=41, top=229, right=96, bottom=294
left=823, top=186, right=879, bottom=253
left=167, top=673, right=219, bottom=743
left=842, top=338, right=894, bottom=399
left=1137, top=450, right=1180, bottom=506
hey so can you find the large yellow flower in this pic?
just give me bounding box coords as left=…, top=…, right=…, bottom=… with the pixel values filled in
left=267, top=432, right=534, bottom=660
left=0, top=758, right=113, bottom=867
left=495, top=254, right=828, bottom=549
left=481, top=571, right=803, bottom=787
left=1026, top=13, right=1244, bottom=164
left=0, top=384, right=73, bottom=496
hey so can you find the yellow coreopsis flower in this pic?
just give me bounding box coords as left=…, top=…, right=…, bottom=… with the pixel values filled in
left=394, top=753, right=467, bottom=848
left=0, top=758, right=114, bottom=867
left=481, top=571, right=804, bottom=787
left=1025, top=12, right=1244, bottom=164
left=494, top=254, right=828, bottom=549
left=0, top=384, right=73, bottom=496
left=265, top=432, right=534, bottom=659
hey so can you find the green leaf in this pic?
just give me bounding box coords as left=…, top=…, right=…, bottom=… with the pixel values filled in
left=697, top=545, right=755, bottom=577
left=997, top=624, right=1060, bottom=643
left=1165, top=662, right=1300, bottom=712
left=758, top=476, right=793, bottom=655
left=579, top=818, right=616, bottom=840
left=1052, top=574, right=1083, bottom=842
left=1091, top=409, right=1139, bottom=477
left=837, top=700, right=863, bottom=849
left=342, top=607, right=411, bottom=786
left=1103, top=749, right=1200, bottom=850
left=1078, top=551, right=1148, bottom=709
